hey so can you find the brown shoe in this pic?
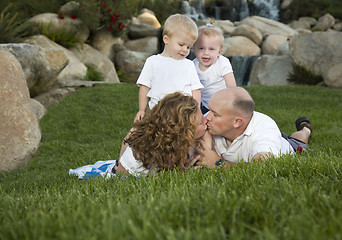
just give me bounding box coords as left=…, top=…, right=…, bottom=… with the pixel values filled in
left=295, top=117, right=312, bottom=137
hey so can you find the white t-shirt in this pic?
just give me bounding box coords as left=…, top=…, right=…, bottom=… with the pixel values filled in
left=119, top=146, right=155, bottom=177
left=213, top=111, right=294, bottom=163
left=193, top=55, right=233, bottom=109
left=137, top=54, right=203, bottom=109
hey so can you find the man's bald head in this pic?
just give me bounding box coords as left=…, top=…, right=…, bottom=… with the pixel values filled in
left=212, top=87, right=255, bottom=118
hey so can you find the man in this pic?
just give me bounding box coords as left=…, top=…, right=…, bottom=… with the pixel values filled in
left=196, top=87, right=312, bottom=167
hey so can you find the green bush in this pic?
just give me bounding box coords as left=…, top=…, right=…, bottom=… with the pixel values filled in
left=0, top=5, right=33, bottom=43
left=287, top=63, right=324, bottom=85
left=32, top=22, right=83, bottom=48
left=84, top=64, right=105, bottom=81
left=285, top=0, right=342, bottom=20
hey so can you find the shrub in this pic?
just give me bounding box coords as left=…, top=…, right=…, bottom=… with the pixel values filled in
left=287, top=63, right=324, bottom=85
left=0, top=5, right=33, bottom=43
left=32, top=22, right=83, bottom=49
left=84, top=64, right=104, bottom=81
left=285, top=0, right=342, bottom=20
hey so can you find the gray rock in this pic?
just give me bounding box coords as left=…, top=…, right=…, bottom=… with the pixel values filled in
left=128, top=24, right=162, bottom=39
left=70, top=44, right=120, bottom=83
left=223, top=36, right=261, bottom=56
left=250, top=55, right=293, bottom=86
left=24, top=35, right=88, bottom=85
left=324, top=63, right=342, bottom=88
left=124, top=37, right=159, bottom=55
left=290, top=32, right=342, bottom=78
left=240, top=16, right=298, bottom=38
left=115, top=47, right=150, bottom=82
left=231, top=24, right=263, bottom=46
left=0, top=43, right=68, bottom=97
left=313, top=13, right=335, bottom=31
left=0, top=51, right=41, bottom=171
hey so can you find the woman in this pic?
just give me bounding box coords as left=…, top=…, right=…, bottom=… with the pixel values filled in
left=114, top=92, right=203, bottom=176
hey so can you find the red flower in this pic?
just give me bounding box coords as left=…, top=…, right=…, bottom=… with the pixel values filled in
left=71, top=14, right=77, bottom=19
left=114, top=12, right=120, bottom=18
left=107, top=9, right=112, bottom=13
left=110, top=15, right=116, bottom=23
left=58, top=13, right=64, bottom=19
left=108, top=25, right=113, bottom=31
left=99, top=1, right=107, bottom=8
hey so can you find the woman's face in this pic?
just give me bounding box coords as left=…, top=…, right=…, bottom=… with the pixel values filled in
left=194, top=112, right=207, bottom=139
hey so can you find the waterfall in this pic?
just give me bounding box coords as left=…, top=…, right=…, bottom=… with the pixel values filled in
left=181, top=0, right=206, bottom=21
left=230, top=56, right=259, bottom=86
left=183, top=0, right=280, bottom=21
left=249, top=0, right=280, bottom=21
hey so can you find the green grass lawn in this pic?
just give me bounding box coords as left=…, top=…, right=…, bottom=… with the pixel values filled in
left=1, top=83, right=341, bottom=239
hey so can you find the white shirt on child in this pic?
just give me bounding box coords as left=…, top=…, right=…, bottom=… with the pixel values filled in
left=212, top=111, right=294, bottom=163
left=193, top=55, right=233, bottom=109
left=137, top=54, right=203, bottom=109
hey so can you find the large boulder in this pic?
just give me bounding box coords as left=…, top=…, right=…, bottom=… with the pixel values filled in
left=289, top=32, right=342, bottom=78
left=261, top=34, right=288, bottom=55
left=124, top=36, right=159, bottom=55
left=240, top=16, right=298, bottom=38
left=324, top=63, right=342, bottom=88
left=223, top=36, right=261, bottom=56
left=313, top=13, right=335, bottom=31
left=250, top=55, right=293, bottom=86
left=231, top=24, right=263, bottom=46
left=70, top=44, right=120, bottom=83
left=115, top=46, right=150, bottom=82
left=89, top=27, right=124, bottom=62
left=215, top=20, right=236, bottom=37
left=128, top=24, right=162, bottom=39
left=0, top=51, right=41, bottom=171
left=137, top=9, right=161, bottom=28
left=0, top=43, right=68, bottom=97
left=289, top=17, right=316, bottom=30
left=24, top=35, right=87, bottom=84
left=27, top=13, right=90, bottom=42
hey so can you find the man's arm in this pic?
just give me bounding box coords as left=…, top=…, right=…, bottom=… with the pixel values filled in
left=251, top=152, right=277, bottom=162
left=195, top=132, right=235, bottom=168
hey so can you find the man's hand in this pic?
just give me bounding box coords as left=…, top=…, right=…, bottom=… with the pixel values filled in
left=195, top=132, right=221, bottom=167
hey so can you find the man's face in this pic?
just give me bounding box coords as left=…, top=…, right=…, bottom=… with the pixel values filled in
left=206, top=95, right=236, bottom=138
left=195, top=112, right=207, bottom=139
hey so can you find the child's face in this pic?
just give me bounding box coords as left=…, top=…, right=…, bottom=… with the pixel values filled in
left=193, top=34, right=222, bottom=70
left=163, top=31, right=196, bottom=60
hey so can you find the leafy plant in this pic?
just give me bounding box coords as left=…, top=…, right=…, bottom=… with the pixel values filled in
left=35, top=21, right=83, bottom=49
left=84, top=64, right=105, bottom=81
left=287, top=63, right=324, bottom=85
left=0, top=5, right=33, bottom=43
left=284, top=0, right=342, bottom=20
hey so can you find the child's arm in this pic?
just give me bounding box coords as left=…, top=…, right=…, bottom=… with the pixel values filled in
left=224, top=72, right=237, bottom=87
left=192, top=89, right=201, bottom=107
left=135, top=85, right=150, bottom=121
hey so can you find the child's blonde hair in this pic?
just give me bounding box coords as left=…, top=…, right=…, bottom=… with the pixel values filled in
left=163, top=14, right=198, bottom=41
left=196, top=20, right=224, bottom=48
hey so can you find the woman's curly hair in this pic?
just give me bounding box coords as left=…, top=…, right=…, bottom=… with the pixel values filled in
left=125, top=92, right=199, bottom=172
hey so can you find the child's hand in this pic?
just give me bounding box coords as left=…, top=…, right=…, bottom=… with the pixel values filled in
left=134, top=110, right=145, bottom=122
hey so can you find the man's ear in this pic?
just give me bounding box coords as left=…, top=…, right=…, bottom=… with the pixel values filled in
left=163, top=35, right=169, bottom=45
left=233, top=117, right=243, bottom=128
